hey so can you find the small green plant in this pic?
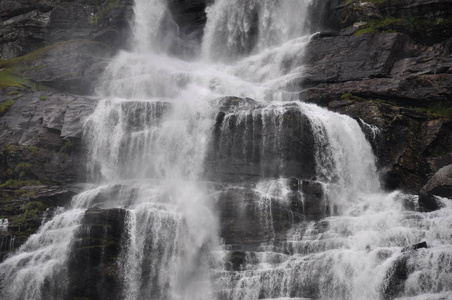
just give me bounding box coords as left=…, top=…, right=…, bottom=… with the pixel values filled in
left=14, top=162, right=32, bottom=178
left=39, top=95, right=47, bottom=101
left=409, top=104, right=452, bottom=120
left=59, top=140, right=74, bottom=154
left=340, top=93, right=395, bottom=105
left=0, top=179, right=42, bottom=188
left=24, top=201, right=47, bottom=211
left=0, top=99, right=16, bottom=115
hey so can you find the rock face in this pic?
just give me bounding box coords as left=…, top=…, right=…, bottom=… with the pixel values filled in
left=0, top=89, right=97, bottom=184
left=328, top=100, right=452, bottom=193
left=0, top=88, right=94, bottom=257
left=301, top=33, right=452, bottom=107
left=322, top=0, right=452, bottom=45
left=207, top=100, right=317, bottom=182
left=20, top=40, right=114, bottom=95
left=67, top=208, right=126, bottom=300
left=0, top=0, right=133, bottom=60
left=0, top=0, right=451, bottom=298
left=167, top=0, right=211, bottom=57
left=0, top=186, right=76, bottom=260
left=286, top=1, right=452, bottom=194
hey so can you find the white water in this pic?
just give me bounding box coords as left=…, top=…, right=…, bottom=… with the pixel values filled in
left=1, top=0, right=451, bottom=299
left=0, top=210, right=85, bottom=300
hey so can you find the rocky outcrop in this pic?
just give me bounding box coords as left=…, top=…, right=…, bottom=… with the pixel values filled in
left=0, top=0, right=133, bottom=60
left=322, top=0, right=452, bottom=45
left=0, top=0, right=134, bottom=95
left=422, top=164, right=452, bottom=198
left=21, top=40, right=114, bottom=95
left=207, top=100, right=317, bottom=182
left=300, top=32, right=452, bottom=107
left=382, top=241, right=428, bottom=299
left=0, top=89, right=97, bottom=184
left=0, top=186, right=76, bottom=260
left=167, top=0, right=211, bottom=57
left=291, top=3, right=452, bottom=194
left=67, top=207, right=126, bottom=300
left=216, top=186, right=297, bottom=248
left=327, top=100, right=452, bottom=192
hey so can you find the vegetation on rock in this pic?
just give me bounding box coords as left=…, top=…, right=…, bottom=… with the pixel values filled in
left=0, top=99, right=15, bottom=115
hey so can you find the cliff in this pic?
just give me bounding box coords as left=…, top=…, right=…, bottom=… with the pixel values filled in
left=0, top=0, right=451, bottom=298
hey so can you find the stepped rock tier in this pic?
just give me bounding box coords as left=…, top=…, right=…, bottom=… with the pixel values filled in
left=0, top=0, right=451, bottom=299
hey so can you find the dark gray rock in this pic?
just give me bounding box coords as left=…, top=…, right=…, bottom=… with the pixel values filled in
left=329, top=100, right=452, bottom=193
left=301, top=180, right=330, bottom=220
left=402, top=241, right=428, bottom=252
left=207, top=102, right=316, bottom=182
left=167, top=0, right=211, bottom=57
left=418, top=191, right=446, bottom=212
left=0, top=185, right=76, bottom=261
left=302, top=33, right=404, bottom=84
left=67, top=207, right=126, bottom=300
left=321, top=0, right=452, bottom=45
left=216, top=186, right=296, bottom=247
left=19, top=40, right=113, bottom=94
left=0, top=90, right=97, bottom=184
left=0, top=0, right=133, bottom=60
left=422, top=164, right=452, bottom=198
left=381, top=254, right=410, bottom=299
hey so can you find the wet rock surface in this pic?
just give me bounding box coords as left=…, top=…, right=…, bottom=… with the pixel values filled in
left=0, top=0, right=451, bottom=298
left=0, top=185, right=76, bottom=260
left=328, top=100, right=452, bottom=192
left=207, top=101, right=317, bottom=182
left=67, top=207, right=126, bottom=300
left=422, top=164, right=452, bottom=198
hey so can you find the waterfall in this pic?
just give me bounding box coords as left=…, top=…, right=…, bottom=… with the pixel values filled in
left=1, top=0, right=451, bottom=299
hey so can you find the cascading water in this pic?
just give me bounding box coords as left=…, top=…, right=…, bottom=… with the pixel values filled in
left=1, top=0, right=451, bottom=299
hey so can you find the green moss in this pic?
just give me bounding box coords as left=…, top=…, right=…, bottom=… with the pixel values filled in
left=28, top=145, right=41, bottom=155
left=409, top=104, right=452, bottom=120
left=14, top=162, right=32, bottom=178
left=0, top=179, right=42, bottom=189
left=0, top=69, right=33, bottom=90
left=354, top=16, right=452, bottom=37
left=7, top=91, right=20, bottom=96
left=14, top=201, right=47, bottom=225
left=354, top=17, right=400, bottom=35
left=24, top=201, right=47, bottom=211
left=0, top=99, right=16, bottom=115
left=39, top=95, right=47, bottom=101
left=0, top=40, right=103, bottom=90
left=340, top=93, right=395, bottom=105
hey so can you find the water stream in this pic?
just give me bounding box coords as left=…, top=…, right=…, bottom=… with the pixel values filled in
left=0, top=0, right=451, bottom=299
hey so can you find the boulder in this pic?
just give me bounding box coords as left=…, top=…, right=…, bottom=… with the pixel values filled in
left=402, top=241, right=428, bottom=252
left=422, top=164, right=452, bottom=198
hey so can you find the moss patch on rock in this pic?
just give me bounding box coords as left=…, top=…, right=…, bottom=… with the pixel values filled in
left=0, top=99, right=16, bottom=115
